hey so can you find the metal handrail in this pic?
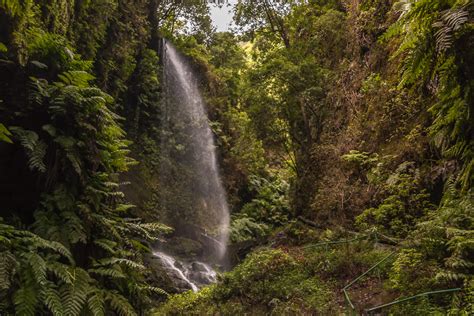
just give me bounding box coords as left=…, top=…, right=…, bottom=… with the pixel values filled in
left=365, top=288, right=462, bottom=314
left=301, top=231, right=462, bottom=314
left=302, top=234, right=369, bottom=249
left=342, top=251, right=396, bottom=313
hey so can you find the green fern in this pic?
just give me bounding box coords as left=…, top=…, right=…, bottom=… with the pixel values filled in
left=87, top=291, right=106, bottom=316
left=1, top=31, right=169, bottom=315
left=0, top=123, right=13, bottom=143
left=14, top=282, right=39, bottom=316
left=88, top=267, right=126, bottom=279
left=97, top=257, right=146, bottom=270
left=23, top=252, right=47, bottom=285
left=46, top=261, right=74, bottom=285
left=384, top=0, right=474, bottom=190
left=434, top=6, right=470, bottom=53
left=0, top=0, right=23, bottom=16
left=93, top=239, right=117, bottom=254
left=60, top=268, right=91, bottom=316
left=138, top=285, right=169, bottom=297
left=9, top=127, right=47, bottom=172
left=416, top=190, right=473, bottom=284
left=43, top=284, right=64, bottom=316
left=58, top=71, right=95, bottom=88
left=0, top=251, right=16, bottom=290
left=105, top=291, right=138, bottom=316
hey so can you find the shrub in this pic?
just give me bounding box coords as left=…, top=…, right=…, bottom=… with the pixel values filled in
left=240, top=174, right=290, bottom=227
left=155, top=248, right=334, bottom=315
left=356, top=162, right=434, bottom=237
left=389, top=249, right=438, bottom=293
left=229, top=215, right=269, bottom=243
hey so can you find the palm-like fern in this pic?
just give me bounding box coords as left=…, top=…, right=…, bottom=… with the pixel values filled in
left=1, top=220, right=72, bottom=315
left=383, top=0, right=473, bottom=190
left=434, top=6, right=470, bottom=53
left=9, top=126, right=47, bottom=172
left=415, top=189, right=473, bottom=284
left=2, top=32, right=169, bottom=315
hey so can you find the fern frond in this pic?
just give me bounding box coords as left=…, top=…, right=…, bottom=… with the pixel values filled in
left=29, top=141, right=47, bottom=172
left=115, top=204, right=135, bottom=212
left=28, top=78, right=50, bottom=106
left=23, top=252, right=47, bottom=285
left=0, top=251, right=16, bottom=290
left=43, top=284, right=64, bottom=316
left=105, top=291, right=137, bottom=316
left=88, top=267, right=126, bottom=279
left=9, top=127, right=47, bottom=172
left=434, top=6, right=470, bottom=52
left=93, top=239, right=117, bottom=254
left=66, top=152, right=83, bottom=175
left=61, top=211, right=87, bottom=244
left=0, top=123, right=13, bottom=143
left=24, top=235, right=74, bottom=263
left=87, top=291, right=105, bottom=316
left=0, top=0, right=22, bottom=16
left=436, top=270, right=469, bottom=282
left=60, top=268, right=91, bottom=316
left=99, top=258, right=145, bottom=270
left=58, top=71, right=95, bottom=88
left=14, top=284, right=39, bottom=316
left=46, top=261, right=73, bottom=284
left=138, top=285, right=169, bottom=297
left=124, top=221, right=172, bottom=241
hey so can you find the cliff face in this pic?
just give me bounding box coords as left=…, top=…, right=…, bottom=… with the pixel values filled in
left=257, top=0, right=473, bottom=234
left=0, top=1, right=173, bottom=313
left=0, top=0, right=472, bottom=314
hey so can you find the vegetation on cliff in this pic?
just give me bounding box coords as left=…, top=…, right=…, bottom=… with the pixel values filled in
left=0, top=0, right=472, bottom=314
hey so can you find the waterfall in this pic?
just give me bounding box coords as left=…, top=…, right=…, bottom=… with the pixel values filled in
left=155, top=39, right=230, bottom=286
left=153, top=251, right=218, bottom=292
left=154, top=252, right=199, bottom=292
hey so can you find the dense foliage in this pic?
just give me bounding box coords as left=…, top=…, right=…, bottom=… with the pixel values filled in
left=1, top=0, right=473, bottom=314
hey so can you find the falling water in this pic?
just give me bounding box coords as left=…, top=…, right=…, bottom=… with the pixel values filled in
left=153, top=251, right=218, bottom=292
left=157, top=40, right=230, bottom=273
left=154, top=252, right=199, bottom=292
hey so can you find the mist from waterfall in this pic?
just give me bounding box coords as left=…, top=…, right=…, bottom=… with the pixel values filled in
left=158, top=40, right=230, bottom=269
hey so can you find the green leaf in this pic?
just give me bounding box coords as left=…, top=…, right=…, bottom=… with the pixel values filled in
left=43, top=285, right=64, bottom=316
left=105, top=291, right=137, bottom=316
left=42, top=124, right=57, bottom=137
left=0, top=123, right=13, bottom=143
left=14, top=284, right=39, bottom=316
left=30, top=60, right=48, bottom=69
left=87, top=291, right=105, bottom=316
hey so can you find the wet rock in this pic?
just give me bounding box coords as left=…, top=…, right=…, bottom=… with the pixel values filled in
left=148, top=251, right=220, bottom=293
left=164, top=237, right=204, bottom=258
left=143, top=254, right=177, bottom=294
left=191, top=261, right=208, bottom=272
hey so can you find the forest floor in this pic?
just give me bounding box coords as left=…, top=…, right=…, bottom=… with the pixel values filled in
left=154, top=222, right=406, bottom=315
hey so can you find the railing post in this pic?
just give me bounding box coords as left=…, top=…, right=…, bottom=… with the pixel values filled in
left=373, top=232, right=382, bottom=282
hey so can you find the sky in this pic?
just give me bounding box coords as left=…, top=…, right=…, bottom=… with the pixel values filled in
left=209, top=0, right=236, bottom=32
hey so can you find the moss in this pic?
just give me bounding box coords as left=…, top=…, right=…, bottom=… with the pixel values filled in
left=302, top=240, right=394, bottom=281
left=154, top=248, right=335, bottom=315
